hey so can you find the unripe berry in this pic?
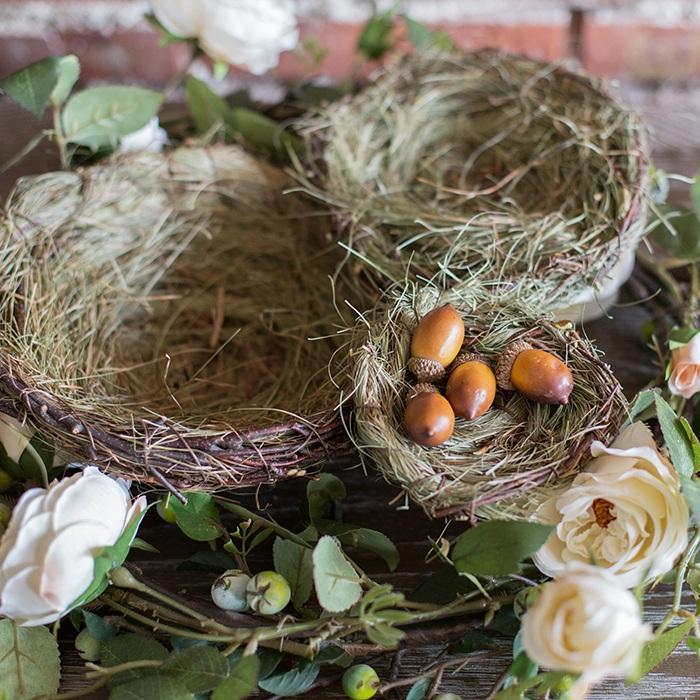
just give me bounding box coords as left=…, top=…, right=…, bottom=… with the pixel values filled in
left=211, top=569, right=250, bottom=612
left=445, top=355, right=496, bottom=420
left=404, top=384, right=454, bottom=447
left=75, top=628, right=100, bottom=661
left=246, top=571, right=291, bottom=615
left=408, top=304, right=465, bottom=382
left=156, top=495, right=177, bottom=524
left=342, top=664, right=380, bottom=700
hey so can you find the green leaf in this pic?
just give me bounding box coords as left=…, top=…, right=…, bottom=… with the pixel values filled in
left=0, top=620, right=60, bottom=699
left=228, top=107, right=300, bottom=157
left=364, top=620, right=404, bottom=647
left=317, top=521, right=399, bottom=571
left=668, top=327, right=700, bottom=349
left=100, top=634, right=169, bottom=686
left=83, top=610, right=118, bottom=641
left=0, top=57, right=63, bottom=116
left=176, top=550, right=234, bottom=572
left=655, top=394, right=694, bottom=477
left=451, top=630, right=499, bottom=655
left=185, top=76, right=230, bottom=133
left=258, top=661, right=320, bottom=697
left=681, top=476, right=700, bottom=522
left=110, top=675, right=193, bottom=700
left=163, top=646, right=229, bottom=692
left=403, top=16, right=455, bottom=51
left=212, top=654, right=259, bottom=700
left=680, top=416, right=700, bottom=472
left=624, top=389, right=658, bottom=427
left=405, top=677, right=431, bottom=700
left=357, top=10, right=395, bottom=59
left=650, top=205, right=700, bottom=262
left=51, top=54, right=80, bottom=105
left=411, top=566, right=478, bottom=604
left=452, top=521, right=553, bottom=576
left=273, top=537, right=313, bottom=608
left=307, top=474, right=346, bottom=521
left=692, top=169, right=700, bottom=221
left=62, top=86, right=162, bottom=151
left=636, top=620, right=693, bottom=679
left=312, top=535, right=363, bottom=612
left=171, top=492, right=222, bottom=542
left=686, top=636, right=700, bottom=658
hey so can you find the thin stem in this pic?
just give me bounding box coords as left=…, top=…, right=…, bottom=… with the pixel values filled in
left=85, top=659, right=163, bottom=679
left=51, top=103, right=69, bottom=169
left=378, top=655, right=476, bottom=693
left=164, top=44, right=200, bottom=98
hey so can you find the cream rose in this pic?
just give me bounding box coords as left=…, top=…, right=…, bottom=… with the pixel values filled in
left=0, top=413, right=34, bottom=464
left=522, top=564, right=651, bottom=684
left=151, top=0, right=299, bottom=75
left=120, top=117, right=168, bottom=153
left=0, top=467, right=146, bottom=626
left=668, top=332, right=700, bottom=399
left=533, top=422, right=689, bottom=588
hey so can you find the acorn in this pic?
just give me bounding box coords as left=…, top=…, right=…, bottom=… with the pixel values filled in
left=408, top=303, right=465, bottom=382
left=404, top=383, right=455, bottom=447
left=445, top=353, right=496, bottom=420
left=496, top=340, right=573, bottom=405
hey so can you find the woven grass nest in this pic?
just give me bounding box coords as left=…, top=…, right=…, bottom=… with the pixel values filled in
left=350, top=283, right=628, bottom=520
left=0, top=145, right=351, bottom=491
left=296, top=50, right=649, bottom=309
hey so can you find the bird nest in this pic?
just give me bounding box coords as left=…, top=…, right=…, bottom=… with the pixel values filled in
left=0, top=145, right=351, bottom=492
left=349, top=283, right=628, bottom=520
left=295, top=50, right=649, bottom=310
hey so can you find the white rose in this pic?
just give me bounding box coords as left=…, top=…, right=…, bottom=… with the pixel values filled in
left=0, top=467, right=146, bottom=626
left=150, top=0, right=299, bottom=74
left=0, top=413, right=33, bottom=463
left=120, top=117, right=168, bottom=153
left=522, top=564, right=651, bottom=687
left=533, top=422, right=689, bottom=588
left=668, top=332, right=700, bottom=399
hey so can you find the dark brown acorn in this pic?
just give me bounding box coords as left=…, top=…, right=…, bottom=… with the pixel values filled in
left=404, top=384, right=455, bottom=447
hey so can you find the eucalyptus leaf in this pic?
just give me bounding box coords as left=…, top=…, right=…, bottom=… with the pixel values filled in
left=62, top=86, right=162, bottom=150
left=0, top=56, right=62, bottom=116
left=212, top=654, right=259, bottom=700
left=110, top=675, right=193, bottom=700
left=452, top=521, right=553, bottom=576
left=0, top=620, right=60, bottom=699
left=655, top=394, right=694, bottom=477
left=636, top=620, right=693, bottom=679
left=312, top=535, right=363, bottom=612
left=51, top=54, right=80, bottom=105
left=171, top=492, right=222, bottom=542
left=405, top=677, right=431, bottom=700
left=273, top=536, right=313, bottom=608
left=163, top=646, right=229, bottom=692
left=257, top=661, right=320, bottom=696
left=307, top=473, right=346, bottom=521
left=100, top=633, right=169, bottom=686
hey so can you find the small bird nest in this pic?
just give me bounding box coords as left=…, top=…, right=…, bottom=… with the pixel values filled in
left=349, top=283, right=627, bottom=520
left=0, top=145, right=350, bottom=491
left=295, top=50, right=649, bottom=309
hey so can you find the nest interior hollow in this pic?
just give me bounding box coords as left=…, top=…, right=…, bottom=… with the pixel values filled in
left=0, top=146, right=350, bottom=490
left=350, top=283, right=628, bottom=520
left=296, top=50, right=649, bottom=308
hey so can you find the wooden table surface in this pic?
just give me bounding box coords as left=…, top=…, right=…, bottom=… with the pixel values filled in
left=1, top=95, right=699, bottom=699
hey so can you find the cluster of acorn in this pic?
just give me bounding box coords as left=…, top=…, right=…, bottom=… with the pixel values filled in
left=403, top=304, right=574, bottom=447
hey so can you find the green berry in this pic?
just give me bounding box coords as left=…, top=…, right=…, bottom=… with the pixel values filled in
left=75, top=628, right=100, bottom=661
left=433, top=694, right=462, bottom=700
left=211, top=569, right=250, bottom=612
left=156, top=495, right=177, bottom=524
left=342, top=664, right=380, bottom=700
left=246, top=571, right=291, bottom=615
left=0, top=469, right=13, bottom=493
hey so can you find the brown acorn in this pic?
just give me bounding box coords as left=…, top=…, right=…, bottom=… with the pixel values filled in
left=445, top=353, right=497, bottom=420
left=408, top=304, right=465, bottom=382
left=404, top=384, right=455, bottom=447
left=496, top=340, right=573, bottom=405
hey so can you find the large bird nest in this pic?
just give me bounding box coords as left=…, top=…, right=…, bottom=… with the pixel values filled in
left=0, top=145, right=351, bottom=492
left=295, top=50, right=649, bottom=310
left=349, top=282, right=628, bottom=520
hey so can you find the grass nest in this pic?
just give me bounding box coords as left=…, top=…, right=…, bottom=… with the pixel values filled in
left=0, top=145, right=351, bottom=492
left=295, top=50, right=649, bottom=309
left=349, top=282, right=628, bottom=520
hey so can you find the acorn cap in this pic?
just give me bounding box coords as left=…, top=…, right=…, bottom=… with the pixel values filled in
left=449, top=351, right=489, bottom=373
left=495, top=339, right=533, bottom=390
left=408, top=356, right=446, bottom=383
left=408, top=382, right=439, bottom=400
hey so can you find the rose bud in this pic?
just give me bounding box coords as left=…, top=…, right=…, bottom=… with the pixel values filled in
left=496, top=340, right=573, bottom=405
left=404, top=384, right=455, bottom=447
left=408, top=303, right=465, bottom=382
left=445, top=354, right=496, bottom=420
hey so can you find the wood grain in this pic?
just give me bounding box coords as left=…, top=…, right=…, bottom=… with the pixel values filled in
left=0, top=95, right=699, bottom=699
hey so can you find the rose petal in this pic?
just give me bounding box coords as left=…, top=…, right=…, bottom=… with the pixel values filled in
left=0, top=565, right=59, bottom=625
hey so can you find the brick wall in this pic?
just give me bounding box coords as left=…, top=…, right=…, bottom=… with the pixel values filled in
left=2, top=0, right=700, bottom=85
